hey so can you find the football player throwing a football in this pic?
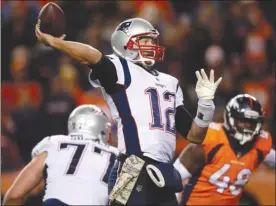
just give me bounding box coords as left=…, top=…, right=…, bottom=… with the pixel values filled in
left=35, top=18, right=222, bottom=205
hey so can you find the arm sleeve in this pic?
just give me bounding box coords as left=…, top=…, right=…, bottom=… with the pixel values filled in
left=175, top=84, right=194, bottom=138
left=88, top=54, right=126, bottom=94
left=173, top=158, right=192, bottom=180
left=175, top=105, right=194, bottom=138
left=31, top=136, right=52, bottom=159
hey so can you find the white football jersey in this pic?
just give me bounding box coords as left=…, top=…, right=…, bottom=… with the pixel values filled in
left=89, top=54, right=184, bottom=163
left=32, top=134, right=118, bottom=205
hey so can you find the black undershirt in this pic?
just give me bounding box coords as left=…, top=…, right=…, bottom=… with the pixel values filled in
left=89, top=54, right=193, bottom=138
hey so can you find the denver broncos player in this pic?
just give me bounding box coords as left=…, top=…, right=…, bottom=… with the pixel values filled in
left=35, top=18, right=222, bottom=205
left=174, top=94, right=275, bottom=205
left=3, top=105, right=118, bottom=206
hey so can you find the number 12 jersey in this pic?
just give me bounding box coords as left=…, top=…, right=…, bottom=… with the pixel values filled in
left=89, top=54, right=184, bottom=163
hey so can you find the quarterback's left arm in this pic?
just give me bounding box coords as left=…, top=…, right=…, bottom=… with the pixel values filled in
left=187, top=69, right=222, bottom=144
left=2, top=152, right=47, bottom=205
left=263, top=149, right=276, bottom=168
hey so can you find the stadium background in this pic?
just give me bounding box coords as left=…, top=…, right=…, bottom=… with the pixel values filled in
left=1, top=0, right=275, bottom=205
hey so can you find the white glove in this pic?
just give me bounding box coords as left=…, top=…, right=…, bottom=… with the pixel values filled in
left=195, top=69, right=222, bottom=100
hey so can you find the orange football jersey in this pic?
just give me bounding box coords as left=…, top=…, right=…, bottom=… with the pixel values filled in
left=181, top=123, right=272, bottom=205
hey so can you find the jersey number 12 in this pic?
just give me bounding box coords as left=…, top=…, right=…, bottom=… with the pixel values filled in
left=145, top=87, right=176, bottom=134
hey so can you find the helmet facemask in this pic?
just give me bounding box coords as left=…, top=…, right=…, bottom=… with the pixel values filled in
left=125, top=32, right=165, bottom=69
left=224, top=107, right=263, bottom=145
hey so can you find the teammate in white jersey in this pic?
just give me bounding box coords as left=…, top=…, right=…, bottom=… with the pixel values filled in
left=35, top=18, right=222, bottom=205
left=3, top=105, right=118, bottom=206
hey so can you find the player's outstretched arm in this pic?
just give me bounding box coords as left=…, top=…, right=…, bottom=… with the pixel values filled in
left=186, top=69, right=222, bottom=144
left=35, top=24, right=102, bottom=65
left=2, top=152, right=46, bottom=205
left=173, top=144, right=206, bottom=180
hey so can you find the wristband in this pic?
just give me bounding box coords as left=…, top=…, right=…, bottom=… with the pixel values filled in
left=194, top=99, right=215, bottom=127
left=173, top=158, right=192, bottom=180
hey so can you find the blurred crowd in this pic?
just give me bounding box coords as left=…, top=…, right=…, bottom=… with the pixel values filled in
left=1, top=0, right=275, bottom=174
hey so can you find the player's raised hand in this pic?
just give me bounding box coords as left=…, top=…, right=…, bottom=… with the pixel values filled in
left=195, top=69, right=222, bottom=100
left=35, top=24, right=66, bottom=46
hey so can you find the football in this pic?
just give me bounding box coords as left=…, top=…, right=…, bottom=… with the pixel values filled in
left=37, top=2, right=65, bottom=37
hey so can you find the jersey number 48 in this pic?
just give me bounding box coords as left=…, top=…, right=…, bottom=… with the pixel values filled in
left=209, top=164, right=252, bottom=196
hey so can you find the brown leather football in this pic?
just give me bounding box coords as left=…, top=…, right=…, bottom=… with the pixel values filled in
left=38, top=2, right=65, bottom=37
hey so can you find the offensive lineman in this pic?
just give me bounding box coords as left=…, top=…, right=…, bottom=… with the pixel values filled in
left=174, top=94, right=275, bottom=205
left=3, top=105, right=118, bottom=206
left=35, top=18, right=222, bottom=205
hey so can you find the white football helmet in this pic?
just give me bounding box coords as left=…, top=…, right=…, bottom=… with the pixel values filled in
left=111, top=18, right=165, bottom=69
left=68, top=105, right=111, bottom=145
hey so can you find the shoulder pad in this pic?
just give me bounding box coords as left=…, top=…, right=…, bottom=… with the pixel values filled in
left=259, top=130, right=269, bottom=139
left=31, top=135, right=67, bottom=158
left=31, top=136, right=52, bottom=158
left=255, top=130, right=273, bottom=157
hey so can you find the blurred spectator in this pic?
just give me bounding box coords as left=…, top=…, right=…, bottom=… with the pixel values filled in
left=1, top=46, right=43, bottom=163
left=205, top=45, right=225, bottom=75
left=2, top=46, right=42, bottom=110
left=1, top=100, right=17, bottom=142
left=38, top=76, right=76, bottom=137
left=77, top=21, right=103, bottom=51
left=1, top=98, right=24, bottom=171
left=204, top=45, right=240, bottom=120
left=242, top=62, right=274, bottom=121
left=116, top=1, right=136, bottom=20
left=1, top=95, right=40, bottom=164
left=229, top=53, right=245, bottom=81
left=134, top=1, right=175, bottom=26
left=1, top=135, right=23, bottom=172
left=2, top=1, right=38, bottom=80
left=222, top=2, right=250, bottom=57
left=194, top=1, right=219, bottom=31
left=244, top=2, right=274, bottom=68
